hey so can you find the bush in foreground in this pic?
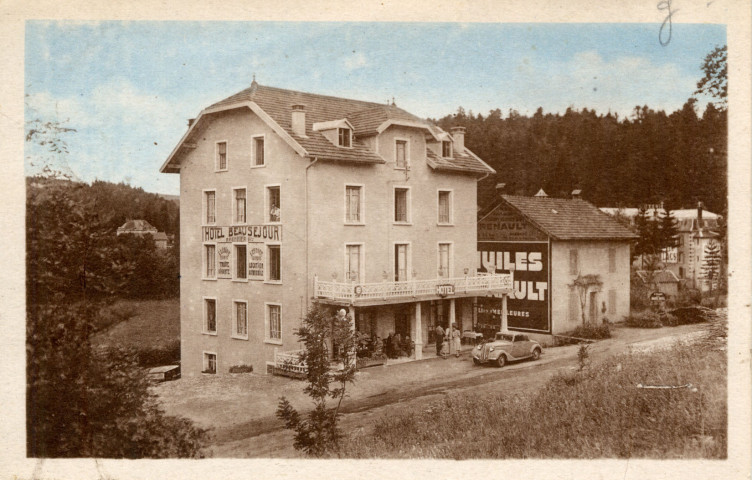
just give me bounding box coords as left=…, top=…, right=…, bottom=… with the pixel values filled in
left=337, top=341, right=726, bottom=459
left=625, top=311, right=663, bottom=328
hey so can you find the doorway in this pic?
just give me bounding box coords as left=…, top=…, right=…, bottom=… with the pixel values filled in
left=589, top=291, right=599, bottom=324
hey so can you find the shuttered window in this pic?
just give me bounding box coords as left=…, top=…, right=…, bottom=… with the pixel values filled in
left=217, top=142, right=227, bottom=170
left=346, top=244, right=361, bottom=282
left=608, top=247, right=616, bottom=273
left=438, top=191, right=451, bottom=224
left=395, top=140, right=407, bottom=168
left=346, top=186, right=362, bottom=223
left=394, top=188, right=408, bottom=222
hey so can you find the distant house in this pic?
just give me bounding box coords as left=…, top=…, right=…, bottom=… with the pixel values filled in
left=478, top=194, right=638, bottom=340
left=600, top=204, right=721, bottom=292
left=116, top=219, right=169, bottom=249
left=635, top=269, right=680, bottom=299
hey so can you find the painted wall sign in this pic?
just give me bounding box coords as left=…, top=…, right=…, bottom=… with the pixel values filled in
left=477, top=241, right=551, bottom=333
left=202, top=225, right=282, bottom=242
left=248, top=243, right=265, bottom=281
left=661, top=247, right=678, bottom=264
left=217, top=245, right=232, bottom=279
left=478, top=203, right=547, bottom=242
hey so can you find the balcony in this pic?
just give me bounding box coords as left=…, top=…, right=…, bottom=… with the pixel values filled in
left=314, top=272, right=513, bottom=306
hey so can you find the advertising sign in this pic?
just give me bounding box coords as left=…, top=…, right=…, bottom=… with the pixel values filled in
left=217, top=245, right=232, bottom=279
left=202, top=225, right=282, bottom=243
left=478, top=203, right=547, bottom=242
left=248, top=243, right=265, bottom=281
left=477, top=241, right=551, bottom=333
left=661, top=247, right=678, bottom=264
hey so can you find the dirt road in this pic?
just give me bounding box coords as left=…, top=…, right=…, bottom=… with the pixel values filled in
left=168, top=323, right=709, bottom=458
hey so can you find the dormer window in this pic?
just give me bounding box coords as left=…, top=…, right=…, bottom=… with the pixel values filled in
left=338, top=128, right=352, bottom=147
left=442, top=140, right=452, bottom=158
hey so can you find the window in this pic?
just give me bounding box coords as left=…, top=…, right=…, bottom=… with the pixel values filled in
left=345, top=244, right=362, bottom=282
left=438, top=243, right=451, bottom=277
left=568, top=291, right=579, bottom=322
left=345, top=185, right=363, bottom=224
left=394, top=187, right=409, bottom=223
left=267, top=245, right=281, bottom=282
left=234, top=188, right=246, bottom=224
left=438, top=190, right=452, bottom=224
left=235, top=244, right=247, bottom=280
left=216, top=142, right=227, bottom=171
left=338, top=128, right=352, bottom=147
left=204, top=190, right=216, bottom=224
left=679, top=267, right=685, bottom=278
left=203, top=352, right=217, bottom=374
left=569, top=249, right=579, bottom=275
left=267, top=303, right=282, bottom=342
left=252, top=136, right=265, bottom=166
left=234, top=301, right=248, bottom=338
left=204, top=298, right=217, bottom=334
left=442, top=140, right=452, bottom=158
left=267, top=186, right=281, bottom=223
left=395, top=139, right=407, bottom=168
left=204, top=244, right=216, bottom=279
left=608, top=247, right=616, bottom=273
left=608, top=289, right=617, bottom=315
left=394, top=243, right=409, bottom=281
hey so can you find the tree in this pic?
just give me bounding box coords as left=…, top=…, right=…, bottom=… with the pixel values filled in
left=702, top=241, right=722, bottom=297
left=657, top=207, right=679, bottom=252
left=277, top=305, right=358, bottom=456
left=694, top=45, right=727, bottom=110
left=570, top=274, right=603, bottom=326
left=27, top=303, right=207, bottom=457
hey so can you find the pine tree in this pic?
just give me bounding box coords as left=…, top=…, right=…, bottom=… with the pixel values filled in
left=658, top=207, right=679, bottom=262
left=702, top=241, right=722, bottom=297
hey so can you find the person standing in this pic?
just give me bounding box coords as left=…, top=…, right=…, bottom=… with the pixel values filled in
left=451, top=323, right=462, bottom=358
left=434, top=324, right=445, bottom=357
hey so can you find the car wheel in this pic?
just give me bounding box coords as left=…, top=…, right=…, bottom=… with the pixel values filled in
left=495, top=354, right=506, bottom=368
left=473, top=358, right=481, bottom=366
left=531, top=348, right=541, bottom=361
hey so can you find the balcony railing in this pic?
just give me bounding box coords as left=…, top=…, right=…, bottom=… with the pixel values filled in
left=314, top=272, right=513, bottom=304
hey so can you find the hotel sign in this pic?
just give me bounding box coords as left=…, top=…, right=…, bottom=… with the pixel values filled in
left=436, top=284, right=455, bottom=297
left=202, top=225, right=282, bottom=243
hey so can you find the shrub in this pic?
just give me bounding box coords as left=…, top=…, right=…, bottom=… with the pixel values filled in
left=661, top=313, right=679, bottom=327
left=136, top=339, right=181, bottom=368
left=677, top=287, right=702, bottom=307
left=624, top=311, right=663, bottom=328
left=229, top=364, right=253, bottom=374
left=571, top=323, right=612, bottom=340
left=670, top=306, right=717, bottom=325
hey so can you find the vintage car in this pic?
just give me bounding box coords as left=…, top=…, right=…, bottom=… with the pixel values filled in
left=472, top=331, right=542, bottom=367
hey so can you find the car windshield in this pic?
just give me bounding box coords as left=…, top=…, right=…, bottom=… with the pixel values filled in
left=495, top=333, right=514, bottom=342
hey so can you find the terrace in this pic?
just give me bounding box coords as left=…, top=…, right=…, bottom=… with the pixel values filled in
left=313, top=272, right=513, bottom=306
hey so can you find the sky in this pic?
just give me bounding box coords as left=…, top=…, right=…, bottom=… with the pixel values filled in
left=24, top=21, right=726, bottom=195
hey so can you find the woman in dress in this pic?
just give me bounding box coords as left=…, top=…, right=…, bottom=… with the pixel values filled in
left=451, top=322, right=462, bottom=358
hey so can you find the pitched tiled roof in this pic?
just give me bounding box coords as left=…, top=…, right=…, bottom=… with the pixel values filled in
left=118, top=219, right=157, bottom=232
left=498, top=195, right=639, bottom=241
left=636, top=270, right=680, bottom=284
left=163, top=82, right=492, bottom=174
left=426, top=148, right=492, bottom=175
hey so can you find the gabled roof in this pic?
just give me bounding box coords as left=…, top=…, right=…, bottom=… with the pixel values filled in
left=490, top=195, right=639, bottom=241
left=636, top=270, right=680, bottom=284
left=160, top=82, right=493, bottom=175
left=118, top=219, right=158, bottom=232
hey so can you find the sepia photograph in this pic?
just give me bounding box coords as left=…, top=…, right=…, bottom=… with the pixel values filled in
left=3, top=1, right=750, bottom=479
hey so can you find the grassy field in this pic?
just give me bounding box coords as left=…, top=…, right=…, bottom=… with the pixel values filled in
left=336, top=337, right=727, bottom=459
left=92, top=298, right=180, bottom=366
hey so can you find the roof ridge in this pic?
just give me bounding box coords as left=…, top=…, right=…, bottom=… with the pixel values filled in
left=254, top=83, right=386, bottom=109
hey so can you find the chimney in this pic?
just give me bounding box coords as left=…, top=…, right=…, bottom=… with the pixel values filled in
left=697, top=201, right=703, bottom=226
left=187, top=118, right=195, bottom=127
left=291, top=104, right=306, bottom=137
left=450, top=126, right=465, bottom=152
left=571, top=189, right=582, bottom=199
